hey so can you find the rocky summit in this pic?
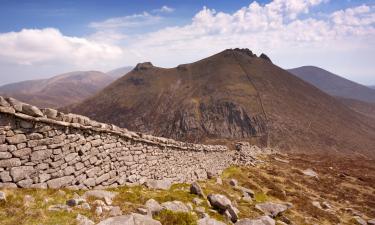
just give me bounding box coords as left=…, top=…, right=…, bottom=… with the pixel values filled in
left=68, top=49, right=375, bottom=157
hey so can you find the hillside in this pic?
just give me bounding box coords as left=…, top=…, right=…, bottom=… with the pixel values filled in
left=288, top=66, right=375, bottom=103
left=68, top=49, right=375, bottom=156
left=337, top=97, right=375, bottom=120
left=0, top=71, right=114, bottom=108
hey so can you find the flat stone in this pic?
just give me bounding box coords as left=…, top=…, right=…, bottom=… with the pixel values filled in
left=31, top=150, right=52, bottom=161
left=0, top=152, right=12, bottom=159
left=12, top=148, right=32, bottom=157
left=6, top=134, right=26, bottom=144
left=0, top=158, right=21, bottom=168
left=161, top=200, right=190, bottom=213
left=0, top=171, right=12, bottom=182
left=10, top=166, right=35, bottom=182
left=302, top=169, right=318, bottom=178
left=47, top=176, right=74, bottom=188
left=96, top=173, right=110, bottom=184
left=145, top=179, right=172, bottom=190
left=207, top=194, right=232, bottom=211
left=352, top=216, right=367, bottom=225
left=21, top=104, right=44, bottom=117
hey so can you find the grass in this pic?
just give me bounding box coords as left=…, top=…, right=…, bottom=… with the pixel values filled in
left=0, top=154, right=374, bottom=225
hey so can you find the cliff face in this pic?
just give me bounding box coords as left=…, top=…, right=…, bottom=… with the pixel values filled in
left=69, top=49, right=375, bottom=156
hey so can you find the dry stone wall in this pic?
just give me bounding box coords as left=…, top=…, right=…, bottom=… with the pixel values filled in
left=0, top=96, right=241, bottom=189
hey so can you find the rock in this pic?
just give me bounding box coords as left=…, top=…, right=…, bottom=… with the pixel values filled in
left=47, top=176, right=74, bottom=188
left=352, top=216, right=367, bottom=225
left=0, top=158, right=21, bottom=168
left=207, top=194, right=232, bottom=211
left=229, top=179, right=238, bottom=187
left=161, top=200, right=190, bottom=212
left=216, top=178, right=223, bottom=185
left=235, top=186, right=255, bottom=198
left=259, top=53, right=272, bottom=63
left=145, top=199, right=163, bottom=215
left=137, top=207, right=149, bottom=215
left=195, top=206, right=206, bottom=217
left=110, top=206, right=123, bottom=216
left=6, top=134, right=26, bottom=144
left=97, top=213, right=162, bottom=225
left=226, top=207, right=240, bottom=223
left=145, top=179, right=172, bottom=190
left=43, top=108, right=58, bottom=119
left=255, top=202, right=291, bottom=218
left=95, top=206, right=103, bottom=216
left=79, top=202, right=91, bottom=210
left=368, top=219, right=375, bottom=225
left=82, top=190, right=118, bottom=201
left=274, top=157, right=289, bottom=164
left=76, top=214, right=95, bottom=225
left=48, top=204, right=71, bottom=211
left=20, top=120, right=33, bottom=129
left=10, top=166, right=35, bottom=182
left=66, top=198, right=86, bottom=207
left=93, top=200, right=106, bottom=206
left=0, top=152, right=12, bottom=159
left=21, top=104, right=44, bottom=117
left=191, top=182, right=205, bottom=197
left=0, top=96, right=10, bottom=107
left=302, top=169, right=318, bottom=178
left=198, top=217, right=227, bottom=225
left=312, top=201, right=322, bottom=209
left=235, top=216, right=275, bottom=225
left=6, top=97, right=23, bottom=112
left=0, top=191, right=6, bottom=201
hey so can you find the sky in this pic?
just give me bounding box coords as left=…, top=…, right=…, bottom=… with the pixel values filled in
left=0, top=0, right=374, bottom=85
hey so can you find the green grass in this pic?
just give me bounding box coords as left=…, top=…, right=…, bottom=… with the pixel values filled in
left=154, top=210, right=198, bottom=225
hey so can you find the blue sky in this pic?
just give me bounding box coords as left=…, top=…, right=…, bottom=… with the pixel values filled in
left=0, top=0, right=374, bottom=85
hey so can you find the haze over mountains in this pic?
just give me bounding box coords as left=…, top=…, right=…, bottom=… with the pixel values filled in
left=0, top=71, right=115, bottom=108
left=288, top=66, right=375, bottom=103
left=68, top=49, right=375, bottom=156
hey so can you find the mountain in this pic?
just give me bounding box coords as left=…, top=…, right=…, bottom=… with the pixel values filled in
left=337, top=97, right=375, bottom=120
left=370, top=85, right=375, bottom=89
left=288, top=66, right=375, bottom=103
left=0, top=71, right=114, bottom=108
left=68, top=49, right=375, bottom=156
left=107, top=66, right=133, bottom=78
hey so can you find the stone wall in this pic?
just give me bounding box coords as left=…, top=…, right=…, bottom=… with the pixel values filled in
left=0, top=96, right=242, bottom=189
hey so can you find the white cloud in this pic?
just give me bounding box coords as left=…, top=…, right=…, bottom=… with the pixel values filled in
left=0, top=28, right=125, bottom=68
left=89, top=12, right=161, bottom=30
left=153, top=5, right=175, bottom=13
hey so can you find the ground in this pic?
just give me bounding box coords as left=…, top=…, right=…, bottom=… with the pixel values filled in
left=0, top=153, right=374, bottom=225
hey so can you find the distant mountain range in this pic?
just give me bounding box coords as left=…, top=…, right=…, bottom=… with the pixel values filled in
left=0, top=71, right=115, bottom=108
left=370, top=85, right=375, bottom=89
left=106, top=66, right=133, bottom=78
left=67, top=49, right=375, bottom=156
left=288, top=66, right=375, bottom=103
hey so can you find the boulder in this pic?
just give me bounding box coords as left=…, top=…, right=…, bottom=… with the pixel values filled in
left=97, top=213, right=161, bottom=225
left=207, top=194, right=232, bottom=211
left=190, top=182, right=205, bottom=197
left=21, top=104, right=44, bottom=117
left=161, top=200, right=190, bottom=213
left=0, top=96, right=10, bottom=107
left=76, top=214, right=95, bottom=225
left=43, top=108, right=58, bottom=119
left=229, top=179, right=238, bottom=187
left=145, top=199, right=163, bottom=215
left=198, top=217, right=227, bottom=225
left=82, top=190, right=118, bottom=201
left=145, top=179, right=172, bottom=190
left=235, top=186, right=255, bottom=198
left=255, top=202, right=291, bottom=218
left=235, top=216, right=275, bottom=225
left=6, top=97, right=23, bottom=112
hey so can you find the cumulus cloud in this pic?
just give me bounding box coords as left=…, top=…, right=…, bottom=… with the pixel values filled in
left=153, top=6, right=175, bottom=13
left=89, top=12, right=161, bottom=30
left=0, top=28, right=124, bottom=68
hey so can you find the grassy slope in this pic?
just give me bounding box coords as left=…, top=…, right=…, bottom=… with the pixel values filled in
left=1, top=154, right=374, bottom=225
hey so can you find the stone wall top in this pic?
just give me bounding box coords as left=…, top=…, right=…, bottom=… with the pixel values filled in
left=0, top=96, right=228, bottom=152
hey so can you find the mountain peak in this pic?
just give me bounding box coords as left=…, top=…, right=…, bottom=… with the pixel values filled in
left=134, top=62, right=154, bottom=71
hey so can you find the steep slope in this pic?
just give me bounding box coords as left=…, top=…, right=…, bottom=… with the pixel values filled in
left=288, top=66, right=375, bottom=103
left=69, top=49, right=375, bottom=156
left=0, top=71, right=114, bottom=108
left=107, top=66, right=133, bottom=78
left=337, top=97, right=375, bottom=120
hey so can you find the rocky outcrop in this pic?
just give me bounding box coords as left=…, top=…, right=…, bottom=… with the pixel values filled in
left=0, top=96, right=260, bottom=189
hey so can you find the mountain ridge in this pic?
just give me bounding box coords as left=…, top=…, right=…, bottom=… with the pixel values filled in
left=288, top=66, right=375, bottom=103
left=68, top=49, right=375, bottom=156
